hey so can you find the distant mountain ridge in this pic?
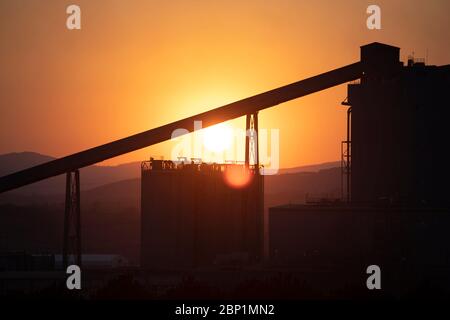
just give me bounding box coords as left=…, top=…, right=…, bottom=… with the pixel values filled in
left=0, top=152, right=55, bottom=176
left=0, top=151, right=142, bottom=196
left=277, top=161, right=341, bottom=174
left=0, top=152, right=341, bottom=202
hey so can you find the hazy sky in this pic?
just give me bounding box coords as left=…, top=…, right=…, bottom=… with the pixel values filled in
left=1, top=0, right=449, bottom=168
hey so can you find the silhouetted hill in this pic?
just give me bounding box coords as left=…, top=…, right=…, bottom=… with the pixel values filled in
left=0, top=151, right=141, bottom=200
left=0, top=152, right=341, bottom=204
left=0, top=152, right=55, bottom=176
left=277, top=161, right=341, bottom=174
left=83, top=178, right=140, bottom=208
left=265, top=167, right=341, bottom=199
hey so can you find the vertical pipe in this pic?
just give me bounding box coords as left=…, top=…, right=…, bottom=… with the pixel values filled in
left=63, top=170, right=82, bottom=269
left=243, top=114, right=251, bottom=257
left=254, top=112, right=259, bottom=169
left=63, top=172, right=71, bottom=270
left=245, top=114, right=251, bottom=166
left=341, top=142, right=344, bottom=201
left=75, top=170, right=81, bottom=268
left=347, top=107, right=352, bottom=203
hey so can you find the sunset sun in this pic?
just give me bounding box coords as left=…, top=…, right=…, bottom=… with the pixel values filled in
left=202, top=123, right=233, bottom=153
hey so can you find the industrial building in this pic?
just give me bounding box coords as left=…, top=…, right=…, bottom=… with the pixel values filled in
left=141, top=159, right=264, bottom=269
left=269, top=204, right=450, bottom=268
left=2, top=41, right=449, bottom=297
left=269, top=43, right=450, bottom=273
left=348, top=43, right=450, bottom=205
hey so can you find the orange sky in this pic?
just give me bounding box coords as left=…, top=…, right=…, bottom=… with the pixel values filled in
left=1, top=0, right=449, bottom=168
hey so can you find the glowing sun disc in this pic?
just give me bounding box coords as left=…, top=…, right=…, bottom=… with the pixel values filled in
left=203, top=124, right=233, bottom=153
